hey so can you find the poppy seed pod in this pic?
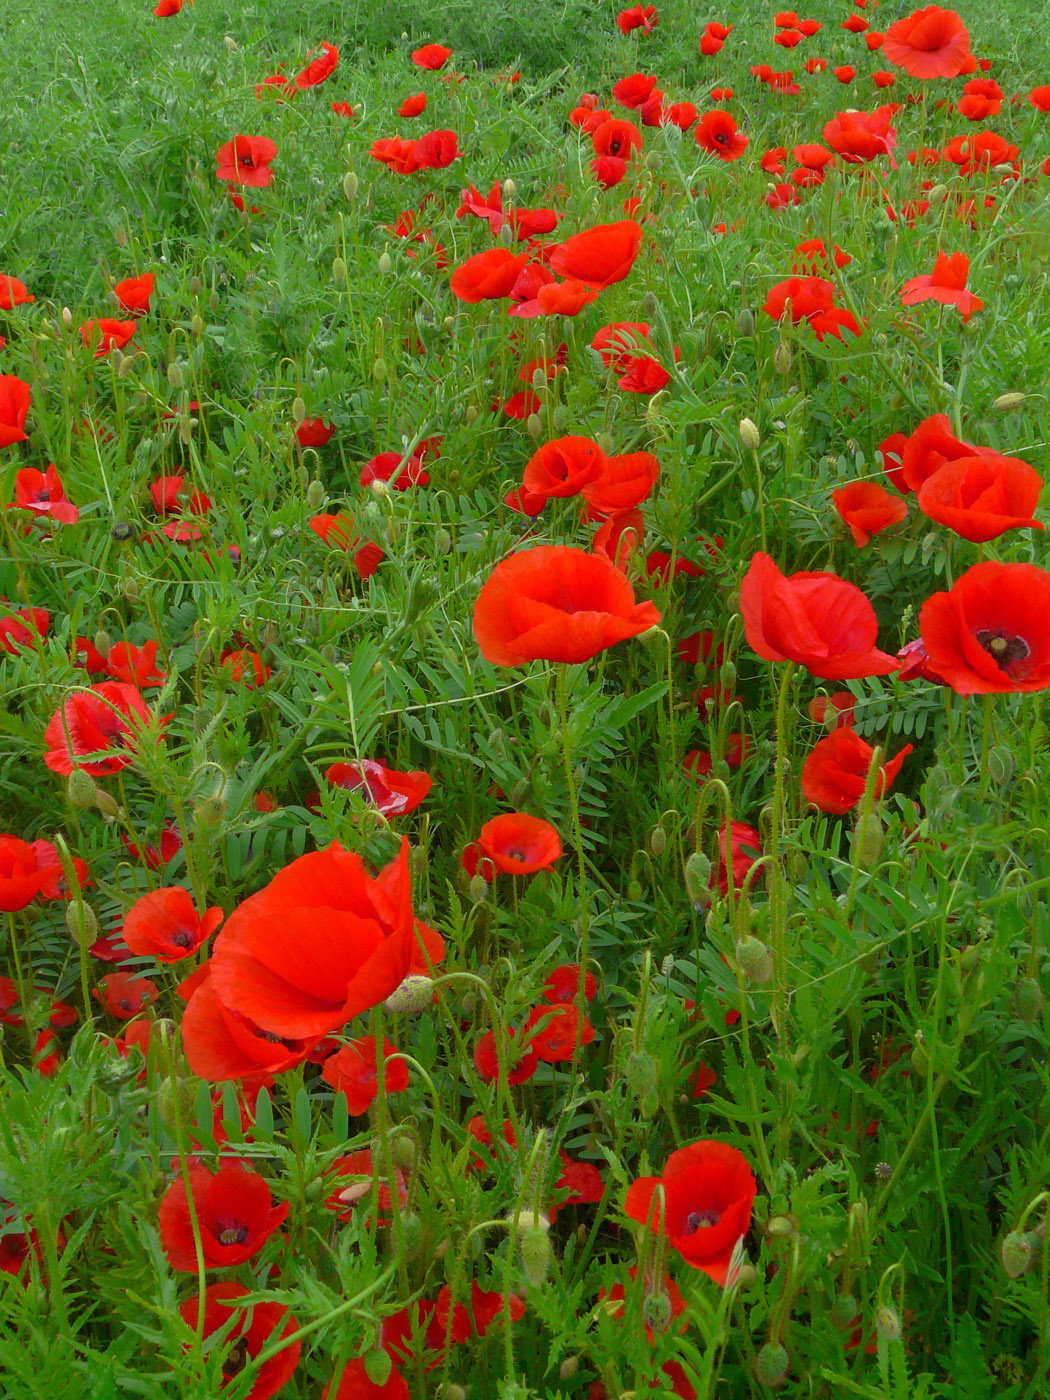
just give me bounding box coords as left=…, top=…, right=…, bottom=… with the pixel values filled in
left=755, top=1342, right=790, bottom=1387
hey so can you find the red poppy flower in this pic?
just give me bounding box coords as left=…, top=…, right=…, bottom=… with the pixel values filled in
left=477, top=813, right=562, bottom=874
left=549, top=1155, right=605, bottom=1220
left=593, top=509, right=644, bottom=570
left=694, top=110, right=748, bottom=161
left=942, top=130, right=1017, bottom=174
left=0, top=375, right=30, bottom=448
left=920, top=562, right=1050, bottom=694
left=12, top=464, right=79, bottom=524
left=521, top=435, right=605, bottom=503
left=80, top=319, right=137, bottom=358
left=360, top=447, right=431, bottom=490
left=882, top=6, right=971, bottom=79
left=215, top=136, right=277, bottom=187
left=94, top=971, right=160, bottom=1019
left=536, top=279, right=600, bottom=315
left=824, top=108, right=897, bottom=163
left=399, top=92, right=427, bottom=117
left=900, top=251, right=983, bottom=321
left=525, top=1003, right=595, bottom=1061
left=700, top=34, right=724, bottom=55
left=153, top=0, right=184, bottom=14
left=740, top=552, right=899, bottom=680
left=833, top=65, right=856, bottom=83
left=0, top=607, right=47, bottom=654
left=0, top=837, right=51, bottom=913
left=0, top=275, right=34, bottom=309
left=220, top=649, right=270, bottom=688
left=1030, top=86, right=1050, bottom=112
left=474, top=1026, right=539, bottom=1085
left=43, top=682, right=167, bottom=776
left=112, top=273, right=154, bottom=315
left=209, top=840, right=440, bottom=1040
left=450, top=247, right=529, bottom=303
left=414, top=128, right=460, bottom=168
left=612, top=72, right=657, bottom=109
left=324, top=1149, right=408, bottom=1223
left=625, top=1140, right=756, bottom=1285
left=104, top=640, right=166, bottom=688
left=296, top=417, right=335, bottom=448
left=582, top=451, right=660, bottom=517
left=898, top=414, right=988, bottom=492
left=150, top=473, right=211, bottom=516
left=122, top=887, right=223, bottom=963
left=801, top=728, right=912, bottom=814
left=411, top=44, right=452, bottom=70
left=547, top=219, right=643, bottom=290
left=181, top=969, right=321, bottom=1083
left=542, top=964, right=598, bottom=1003
left=763, top=276, right=862, bottom=342
left=662, top=100, right=697, bottom=129
left=178, top=1283, right=300, bottom=1400
left=321, top=1036, right=408, bottom=1115
left=618, top=5, right=659, bottom=34
left=371, top=136, right=421, bottom=174
left=918, top=454, right=1042, bottom=543
left=474, top=545, right=660, bottom=666
left=591, top=118, right=643, bottom=161
left=832, top=481, right=908, bottom=546
left=295, top=41, right=338, bottom=89
left=324, top=759, right=432, bottom=816
left=159, top=1160, right=288, bottom=1271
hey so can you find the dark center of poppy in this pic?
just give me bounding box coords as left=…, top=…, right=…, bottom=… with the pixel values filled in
left=975, top=628, right=1030, bottom=676
left=171, top=928, right=194, bottom=949
left=224, top=1339, right=249, bottom=1377
left=714, top=130, right=729, bottom=145
left=684, top=1207, right=721, bottom=1233
left=507, top=846, right=529, bottom=862
left=218, top=1223, right=250, bottom=1246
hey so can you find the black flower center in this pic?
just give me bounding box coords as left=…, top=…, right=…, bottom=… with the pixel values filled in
left=224, top=1339, right=249, bottom=1377
left=218, top=1224, right=250, bottom=1246
left=684, top=1207, right=721, bottom=1233
left=976, top=628, right=1030, bottom=677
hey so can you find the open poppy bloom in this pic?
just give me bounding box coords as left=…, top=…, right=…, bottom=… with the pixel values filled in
left=0, top=375, right=31, bottom=447
left=832, top=481, right=908, bottom=546
left=801, top=728, right=912, bottom=814
left=113, top=274, right=154, bottom=314
left=525, top=1003, right=595, bottom=1061
left=80, top=319, right=137, bottom=358
left=43, top=682, right=168, bottom=776
left=321, top=1035, right=409, bottom=1114
left=295, top=41, right=338, bottom=89
left=411, top=44, right=452, bottom=69
left=159, top=1160, right=289, bottom=1271
left=181, top=967, right=322, bottom=1083
left=917, top=453, right=1043, bottom=542
left=122, top=886, right=224, bottom=963
left=882, top=5, right=971, bottom=79
left=414, top=128, right=460, bottom=168
left=0, top=837, right=53, bottom=912
left=582, top=451, right=660, bottom=516
left=625, top=1140, right=756, bottom=1285
left=296, top=417, right=336, bottom=447
left=450, top=247, right=530, bottom=302
left=617, top=5, right=659, bottom=35
left=521, top=435, right=606, bottom=503
left=824, top=108, right=897, bottom=163
left=900, top=251, right=983, bottom=321
left=105, top=641, right=166, bottom=688
left=215, top=136, right=277, bottom=187
left=473, top=545, right=660, bottom=666
left=0, top=275, right=34, bottom=309
left=209, top=840, right=442, bottom=1040
left=474, top=1026, right=539, bottom=1085
left=548, top=219, right=644, bottom=290
left=763, top=277, right=862, bottom=342
left=919, top=562, right=1050, bottom=693
left=324, top=759, right=432, bottom=817
left=694, top=110, right=748, bottom=160
left=898, top=414, right=990, bottom=492
left=740, top=553, right=899, bottom=680
left=94, top=971, right=160, bottom=1018
left=178, top=1283, right=301, bottom=1400
left=0, top=607, right=47, bottom=654
left=477, top=813, right=562, bottom=874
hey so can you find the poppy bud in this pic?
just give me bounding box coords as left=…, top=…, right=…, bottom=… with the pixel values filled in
left=552, top=404, right=569, bottom=431
left=1001, top=1230, right=1035, bottom=1278
left=766, top=1214, right=796, bottom=1238
left=597, top=431, right=615, bottom=455
left=755, top=1342, right=790, bottom=1387
left=993, top=391, right=1025, bottom=413
left=389, top=1130, right=418, bottom=1172
left=95, top=789, right=120, bottom=820
left=291, top=396, right=307, bottom=425
left=373, top=358, right=388, bottom=382
left=224, top=35, right=238, bottom=51
left=433, top=527, right=451, bottom=556
left=927, top=182, right=948, bottom=204
left=519, top=1223, right=552, bottom=1287
left=305, top=479, right=325, bottom=511
left=209, top=291, right=220, bottom=313
left=831, top=1293, right=858, bottom=1329
left=442, top=1388, right=466, bottom=1400
left=739, top=417, right=761, bottom=451
left=559, top=1357, right=579, bottom=1381
left=343, top=171, right=359, bottom=201
left=626, top=1050, right=658, bottom=1100
left=736, top=935, right=773, bottom=983
left=67, top=769, right=98, bottom=809
left=332, top=256, right=347, bottom=285
left=114, top=226, right=127, bottom=247
left=503, top=178, right=517, bottom=199
left=773, top=340, right=792, bottom=375
left=910, top=1039, right=930, bottom=1075
left=650, top=825, right=667, bottom=857
left=65, top=901, right=98, bottom=943
left=1012, top=977, right=1043, bottom=1024
left=123, top=579, right=140, bottom=605
left=385, top=974, right=434, bottom=1014
left=642, top=1289, right=673, bottom=1334
left=363, top=1351, right=393, bottom=1387
left=464, top=404, right=479, bottom=424
left=90, top=628, right=111, bottom=660
left=735, top=308, right=755, bottom=337
left=469, top=874, right=489, bottom=904
left=62, top=307, right=73, bottom=329
left=642, top=291, right=660, bottom=319
left=378, top=251, right=392, bottom=276
left=396, top=1212, right=423, bottom=1261
left=876, top=1305, right=901, bottom=1341
left=498, top=222, right=514, bottom=247
left=189, top=313, right=204, bottom=337
left=720, top=660, right=736, bottom=688
left=852, top=812, right=883, bottom=869
left=986, top=745, right=1014, bottom=788
left=194, top=794, right=227, bottom=830
left=684, top=851, right=712, bottom=903
left=734, top=1262, right=757, bottom=1288
left=526, top=413, right=543, bottom=439
left=627, top=879, right=644, bottom=901
left=156, top=1075, right=196, bottom=1132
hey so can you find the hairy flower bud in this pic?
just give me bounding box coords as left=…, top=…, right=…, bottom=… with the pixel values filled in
left=384, top=974, right=434, bottom=1014
left=194, top=794, right=227, bottom=830
left=642, top=1289, right=673, bottom=1334
left=1013, top=978, right=1043, bottom=1024
left=519, top=1224, right=552, bottom=1287
left=650, top=825, right=667, bottom=858
left=876, top=1305, right=901, bottom=1341
left=736, top=935, right=773, bottom=984
left=684, top=851, right=712, bottom=904
left=735, top=307, right=755, bottom=337
left=305, top=479, right=326, bottom=511
left=755, top=1341, right=790, bottom=1387
left=67, top=769, right=98, bottom=810
left=739, top=417, right=761, bottom=451
left=332, top=256, right=348, bottom=285
left=378, top=250, right=392, bottom=276
left=343, top=170, right=359, bottom=201
left=1001, top=1230, right=1035, bottom=1279
left=363, top=1352, right=392, bottom=1387
left=65, top=901, right=98, bottom=943
left=852, top=812, right=884, bottom=869
left=986, top=744, right=1014, bottom=788
left=525, top=412, right=543, bottom=439
left=773, top=340, right=792, bottom=376
left=993, top=391, right=1025, bottom=413
left=626, top=1049, right=658, bottom=1100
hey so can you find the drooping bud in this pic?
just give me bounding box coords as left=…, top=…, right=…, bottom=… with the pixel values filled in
left=755, top=1341, right=790, bottom=1387
left=831, top=1293, right=858, bottom=1330
left=993, top=391, right=1025, bottom=413
left=596, top=431, right=616, bottom=455
left=373, top=358, right=388, bottom=382
left=95, top=789, right=120, bottom=820
left=384, top=974, right=434, bottom=1014
left=193, top=794, right=227, bottom=830
left=625, top=1050, right=658, bottom=1100
left=67, top=770, right=98, bottom=809
left=1001, top=1230, right=1035, bottom=1279
left=650, top=825, right=667, bottom=858
left=720, top=659, right=737, bottom=688
left=378, top=250, right=392, bottom=276
left=559, top=1356, right=579, bottom=1381
left=736, top=935, right=773, bottom=984
left=773, top=340, right=792, bottom=376
left=519, top=1223, right=553, bottom=1287
left=65, top=901, right=98, bottom=943
left=735, top=307, right=755, bottom=337
left=875, top=1305, right=901, bottom=1341
left=766, top=1214, right=796, bottom=1238
left=306, top=479, right=325, bottom=511
left=642, top=1288, right=673, bottom=1334
left=739, top=417, right=761, bottom=451
left=927, top=182, right=948, bottom=203
left=332, top=256, right=348, bottom=285
left=398, top=1212, right=423, bottom=1260
left=363, top=1351, right=393, bottom=1387
left=498, top=222, right=514, bottom=248
left=684, top=851, right=712, bottom=903
left=166, top=361, right=184, bottom=390
left=343, top=171, right=359, bottom=201
left=502, top=178, right=516, bottom=199
left=1012, top=978, right=1043, bottom=1024
left=433, top=527, right=451, bottom=556
left=61, top=307, right=73, bottom=329
left=525, top=412, right=543, bottom=439
left=986, top=744, right=1014, bottom=788
left=851, top=812, right=884, bottom=869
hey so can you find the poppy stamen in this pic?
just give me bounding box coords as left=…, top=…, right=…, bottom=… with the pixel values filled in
left=217, top=1224, right=250, bottom=1246
left=976, top=628, right=1030, bottom=675
left=684, top=1207, right=721, bottom=1232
